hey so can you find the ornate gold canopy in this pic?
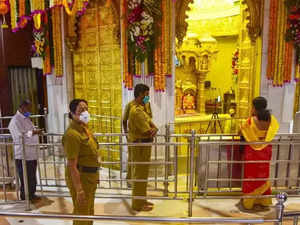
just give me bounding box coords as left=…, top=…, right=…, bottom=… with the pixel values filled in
left=175, top=0, right=262, bottom=44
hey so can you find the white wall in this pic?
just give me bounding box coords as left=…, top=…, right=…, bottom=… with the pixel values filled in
left=122, top=75, right=175, bottom=133
left=46, top=8, right=73, bottom=134
left=46, top=76, right=68, bottom=133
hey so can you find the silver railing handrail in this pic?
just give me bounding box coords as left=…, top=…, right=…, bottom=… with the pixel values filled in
left=0, top=131, right=299, bottom=216
left=0, top=114, right=46, bottom=120
left=0, top=212, right=278, bottom=223
left=283, top=211, right=300, bottom=225
left=0, top=193, right=288, bottom=224
left=0, top=112, right=48, bottom=133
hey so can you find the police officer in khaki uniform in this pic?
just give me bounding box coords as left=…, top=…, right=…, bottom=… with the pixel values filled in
left=123, top=97, right=152, bottom=187
left=128, top=84, right=158, bottom=211
left=63, top=99, right=99, bottom=225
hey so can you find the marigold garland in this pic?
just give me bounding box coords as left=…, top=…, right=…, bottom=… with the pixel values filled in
left=63, top=0, right=77, bottom=16
left=52, top=6, right=63, bottom=77
left=43, top=12, right=51, bottom=75
left=0, top=0, right=9, bottom=28
left=124, top=0, right=173, bottom=92
left=267, top=0, right=293, bottom=86
left=9, top=0, right=17, bottom=30
left=7, top=0, right=89, bottom=32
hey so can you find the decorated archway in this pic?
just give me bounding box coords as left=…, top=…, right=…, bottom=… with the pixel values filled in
left=175, top=0, right=262, bottom=44
left=174, top=0, right=263, bottom=121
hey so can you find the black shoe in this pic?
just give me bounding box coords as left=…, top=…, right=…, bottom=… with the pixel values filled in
left=31, top=195, right=42, bottom=201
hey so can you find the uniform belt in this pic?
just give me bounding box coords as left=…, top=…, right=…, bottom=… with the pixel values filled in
left=77, top=165, right=98, bottom=173
left=134, top=138, right=153, bottom=143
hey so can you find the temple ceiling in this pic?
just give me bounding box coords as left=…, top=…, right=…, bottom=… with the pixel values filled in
left=176, top=0, right=262, bottom=44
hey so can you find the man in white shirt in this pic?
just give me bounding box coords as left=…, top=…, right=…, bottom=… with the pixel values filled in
left=8, top=100, right=42, bottom=201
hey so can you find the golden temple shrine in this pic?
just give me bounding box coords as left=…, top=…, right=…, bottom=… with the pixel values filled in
left=1, top=0, right=299, bottom=171
left=2, top=0, right=296, bottom=135
left=2, top=0, right=300, bottom=223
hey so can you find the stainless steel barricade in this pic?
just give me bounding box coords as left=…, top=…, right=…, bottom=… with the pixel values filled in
left=0, top=112, right=48, bottom=132
left=283, top=211, right=300, bottom=225
left=195, top=134, right=300, bottom=196
left=1, top=130, right=300, bottom=217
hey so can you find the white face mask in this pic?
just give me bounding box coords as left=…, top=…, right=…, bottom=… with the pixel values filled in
left=79, top=111, right=90, bottom=124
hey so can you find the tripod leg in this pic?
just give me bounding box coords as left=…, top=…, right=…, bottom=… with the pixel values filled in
left=205, top=120, right=212, bottom=133
left=217, top=119, right=223, bottom=133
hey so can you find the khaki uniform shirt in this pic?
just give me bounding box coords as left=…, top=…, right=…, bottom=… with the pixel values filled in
left=128, top=104, right=153, bottom=142
left=62, top=121, right=99, bottom=167
left=123, top=101, right=152, bottom=122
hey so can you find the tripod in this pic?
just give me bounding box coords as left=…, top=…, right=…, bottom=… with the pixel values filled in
left=205, top=99, right=223, bottom=134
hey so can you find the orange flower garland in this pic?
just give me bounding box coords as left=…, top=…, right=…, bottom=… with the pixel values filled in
left=0, top=0, right=9, bottom=28
left=43, top=13, right=51, bottom=75
left=123, top=0, right=172, bottom=91
left=52, top=7, right=63, bottom=77
left=267, top=0, right=292, bottom=86
left=18, top=0, right=28, bottom=28
left=9, top=0, right=17, bottom=30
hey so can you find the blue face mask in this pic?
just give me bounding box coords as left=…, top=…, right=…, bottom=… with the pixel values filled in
left=23, top=112, right=31, bottom=118
left=143, top=96, right=150, bottom=104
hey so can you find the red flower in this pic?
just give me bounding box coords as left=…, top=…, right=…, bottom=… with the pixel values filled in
left=128, top=5, right=143, bottom=23
left=289, top=14, right=300, bottom=20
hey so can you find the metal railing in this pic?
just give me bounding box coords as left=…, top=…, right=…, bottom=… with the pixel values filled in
left=1, top=129, right=300, bottom=218
left=283, top=211, right=300, bottom=225
left=63, top=113, right=122, bottom=133
left=0, top=111, right=48, bottom=133
left=172, top=117, right=248, bottom=134
left=0, top=193, right=290, bottom=225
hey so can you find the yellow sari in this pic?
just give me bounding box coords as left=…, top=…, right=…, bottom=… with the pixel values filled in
left=240, top=115, right=279, bottom=209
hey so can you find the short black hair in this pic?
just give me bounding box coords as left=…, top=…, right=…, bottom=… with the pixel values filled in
left=134, top=84, right=149, bottom=98
left=68, top=99, right=88, bottom=119
left=19, top=99, right=31, bottom=108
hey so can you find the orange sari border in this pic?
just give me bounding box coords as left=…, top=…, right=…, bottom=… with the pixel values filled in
left=244, top=181, right=271, bottom=196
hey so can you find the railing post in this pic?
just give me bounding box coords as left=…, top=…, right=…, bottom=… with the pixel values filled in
left=275, top=192, right=287, bottom=225
left=164, top=124, right=171, bottom=196
left=43, top=107, right=48, bottom=133
left=119, top=133, right=123, bottom=189
left=21, top=134, right=31, bottom=211
left=294, top=216, right=299, bottom=225
left=188, top=129, right=196, bottom=217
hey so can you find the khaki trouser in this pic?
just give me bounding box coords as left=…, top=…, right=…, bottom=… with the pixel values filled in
left=66, top=170, right=98, bottom=225
left=132, top=145, right=151, bottom=210
left=126, top=146, right=133, bottom=181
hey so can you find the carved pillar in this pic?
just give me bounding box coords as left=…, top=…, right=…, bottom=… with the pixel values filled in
left=196, top=70, right=207, bottom=114
left=237, top=1, right=256, bottom=118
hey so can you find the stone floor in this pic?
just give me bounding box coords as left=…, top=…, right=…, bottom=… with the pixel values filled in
left=0, top=189, right=299, bottom=225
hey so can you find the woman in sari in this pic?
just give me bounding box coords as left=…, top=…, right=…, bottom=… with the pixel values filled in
left=240, top=96, right=279, bottom=210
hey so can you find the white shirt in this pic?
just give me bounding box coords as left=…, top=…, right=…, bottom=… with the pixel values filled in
left=8, top=111, right=39, bottom=160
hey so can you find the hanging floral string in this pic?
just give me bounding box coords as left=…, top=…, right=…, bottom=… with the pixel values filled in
left=267, top=0, right=292, bottom=86
left=7, top=0, right=89, bottom=32
left=127, top=0, right=158, bottom=62
left=232, top=48, right=239, bottom=84
left=286, top=2, right=300, bottom=63
left=43, top=12, right=51, bottom=75
left=125, top=0, right=173, bottom=92
left=9, top=0, right=17, bottom=30
left=32, top=30, right=46, bottom=57
left=0, top=0, right=10, bottom=28
left=51, top=6, right=63, bottom=77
